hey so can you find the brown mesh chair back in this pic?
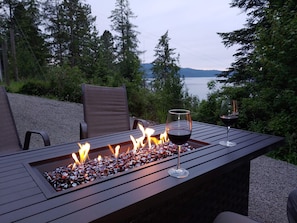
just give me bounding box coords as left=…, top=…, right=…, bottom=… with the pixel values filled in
left=0, top=86, right=22, bottom=153
left=81, top=84, right=131, bottom=138
left=0, top=86, right=50, bottom=155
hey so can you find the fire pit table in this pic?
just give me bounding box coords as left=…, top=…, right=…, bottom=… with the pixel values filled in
left=0, top=122, right=284, bottom=223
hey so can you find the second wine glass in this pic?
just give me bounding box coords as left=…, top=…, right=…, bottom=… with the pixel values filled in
left=166, top=109, right=192, bottom=178
left=219, top=98, right=239, bottom=147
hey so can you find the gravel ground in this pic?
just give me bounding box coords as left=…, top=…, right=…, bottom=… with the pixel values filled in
left=8, top=93, right=84, bottom=148
left=8, top=93, right=297, bottom=223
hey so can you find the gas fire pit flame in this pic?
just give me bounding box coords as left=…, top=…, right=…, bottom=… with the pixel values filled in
left=145, top=127, right=155, bottom=149
left=71, top=142, right=90, bottom=168
left=45, top=124, right=199, bottom=192
left=70, top=124, right=166, bottom=168
left=108, top=144, right=121, bottom=160
left=130, top=124, right=160, bottom=154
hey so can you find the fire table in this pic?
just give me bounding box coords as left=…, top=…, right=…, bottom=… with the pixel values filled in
left=0, top=122, right=284, bottom=223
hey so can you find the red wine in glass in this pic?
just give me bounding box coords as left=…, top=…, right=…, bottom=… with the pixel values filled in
left=166, top=109, right=192, bottom=178
left=219, top=99, right=238, bottom=147
left=167, top=129, right=191, bottom=145
left=220, top=115, right=238, bottom=126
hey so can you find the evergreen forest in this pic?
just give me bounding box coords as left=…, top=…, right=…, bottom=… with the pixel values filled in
left=1, top=0, right=297, bottom=164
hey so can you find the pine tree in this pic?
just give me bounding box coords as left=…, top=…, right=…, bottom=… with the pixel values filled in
left=109, top=0, right=143, bottom=85
left=96, top=30, right=117, bottom=84
left=108, top=0, right=146, bottom=118
left=0, top=0, right=19, bottom=81
left=0, top=0, right=48, bottom=80
left=217, top=0, right=267, bottom=85
left=151, top=31, right=184, bottom=115
left=214, top=0, right=297, bottom=163
left=13, top=0, right=48, bottom=78
left=43, top=0, right=98, bottom=75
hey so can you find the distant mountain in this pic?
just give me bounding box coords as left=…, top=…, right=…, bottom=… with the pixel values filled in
left=141, top=63, right=222, bottom=78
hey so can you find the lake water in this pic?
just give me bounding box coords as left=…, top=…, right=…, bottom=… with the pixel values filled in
left=146, top=77, right=222, bottom=100
left=184, top=77, right=221, bottom=100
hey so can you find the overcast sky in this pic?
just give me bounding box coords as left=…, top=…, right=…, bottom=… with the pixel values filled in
left=86, top=0, right=247, bottom=70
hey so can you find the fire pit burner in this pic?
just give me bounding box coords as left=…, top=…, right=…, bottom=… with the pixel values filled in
left=25, top=127, right=209, bottom=199
left=44, top=142, right=196, bottom=192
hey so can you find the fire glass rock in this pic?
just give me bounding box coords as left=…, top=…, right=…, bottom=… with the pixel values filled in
left=44, top=142, right=196, bottom=192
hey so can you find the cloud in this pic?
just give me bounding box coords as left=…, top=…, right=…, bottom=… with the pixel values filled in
left=86, top=0, right=246, bottom=70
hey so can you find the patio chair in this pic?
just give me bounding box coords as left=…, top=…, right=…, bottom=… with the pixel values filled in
left=0, top=86, right=50, bottom=155
left=80, top=84, right=149, bottom=139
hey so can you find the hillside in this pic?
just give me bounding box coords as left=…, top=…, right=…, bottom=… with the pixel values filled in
left=141, top=63, right=222, bottom=78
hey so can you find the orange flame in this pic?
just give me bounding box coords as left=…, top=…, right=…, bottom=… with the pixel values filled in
left=130, top=124, right=168, bottom=153
left=108, top=144, right=121, bottom=159
left=130, top=124, right=146, bottom=154
left=150, top=130, right=168, bottom=146
left=137, top=124, right=146, bottom=147
left=160, top=131, right=168, bottom=144
left=71, top=142, right=90, bottom=168
left=97, top=155, right=102, bottom=162
left=130, top=135, right=140, bottom=154
left=71, top=126, right=169, bottom=168
left=145, top=127, right=155, bottom=149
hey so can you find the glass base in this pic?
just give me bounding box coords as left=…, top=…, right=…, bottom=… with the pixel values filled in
left=219, top=140, right=237, bottom=147
left=168, top=167, right=189, bottom=178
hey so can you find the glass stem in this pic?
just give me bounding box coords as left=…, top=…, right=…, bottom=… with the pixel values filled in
left=177, top=145, right=181, bottom=170
left=227, top=126, right=230, bottom=142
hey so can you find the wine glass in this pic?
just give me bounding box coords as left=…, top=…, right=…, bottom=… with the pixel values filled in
left=219, top=98, right=239, bottom=147
left=166, top=109, right=192, bottom=178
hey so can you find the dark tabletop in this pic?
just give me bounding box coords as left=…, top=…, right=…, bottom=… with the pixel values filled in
left=0, top=122, right=284, bottom=223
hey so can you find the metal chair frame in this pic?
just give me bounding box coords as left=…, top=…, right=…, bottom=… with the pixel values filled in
left=0, top=86, right=50, bottom=154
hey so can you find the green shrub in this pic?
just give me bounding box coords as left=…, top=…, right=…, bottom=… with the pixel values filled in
left=19, top=79, right=51, bottom=96
left=5, top=81, right=25, bottom=93
left=46, top=65, right=85, bottom=103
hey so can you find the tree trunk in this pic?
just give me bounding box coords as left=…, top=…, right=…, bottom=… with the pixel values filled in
left=2, top=41, right=10, bottom=85
left=10, top=27, right=18, bottom=81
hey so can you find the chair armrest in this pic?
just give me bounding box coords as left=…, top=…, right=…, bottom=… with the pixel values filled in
left=80, top=121, right=88, bottom=139
left=23, top=130, right=51, bottom=150
left=132, top=117, right=151, bottom=129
